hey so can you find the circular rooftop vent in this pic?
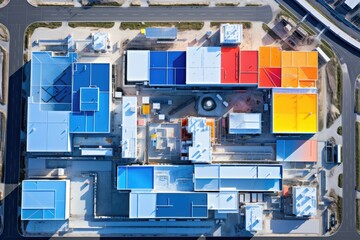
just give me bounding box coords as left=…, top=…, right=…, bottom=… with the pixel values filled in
left=201, top=97, right=216, bottom=111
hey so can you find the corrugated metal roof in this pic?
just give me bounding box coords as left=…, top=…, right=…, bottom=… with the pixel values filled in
left=21, top=180, right=70, bottom=220
left=121, top=97, right=138, bottom=158
left=145, top=27, right=177, bottom=40
left=127, top=50, right=150, bottom=81
left=229, top=113, right=262, bottom=134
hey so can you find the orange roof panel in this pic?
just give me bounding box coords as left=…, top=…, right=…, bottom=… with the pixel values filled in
left=282, top=67, right=298, bottom=88
left=292, top=52, right=307, bottom=66
left=281, top=51, right=292, bottom=67
left=307, top=51, right=318, bottom=67
left=270, top=47, right=281, bottom=67
left=259, top=46, right=271, bottom=68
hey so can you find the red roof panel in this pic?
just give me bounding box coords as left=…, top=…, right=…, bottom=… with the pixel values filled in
left=221, top=47, right=239, bottom=84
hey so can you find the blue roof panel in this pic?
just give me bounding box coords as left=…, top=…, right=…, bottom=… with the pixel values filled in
left=150, top=69, right=167, bottom=85
left=156, top=193, right=208, bottom=218
left=167, top=51, right=186, bottom=68
left=21, top=180, right=68, bottom=220
left=117, top=166, right=154, bottom=190
left=150, top=51, right=167, bottom=68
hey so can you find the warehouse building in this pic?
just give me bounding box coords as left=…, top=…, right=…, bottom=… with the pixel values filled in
left=27, top=52, right=111, bottom=152
left=21, top=180, right=70, bottom=220
left=293, top=187, right=317, bottom=217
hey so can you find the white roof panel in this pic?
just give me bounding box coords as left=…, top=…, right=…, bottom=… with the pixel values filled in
left=195, top=165, right=219, bottom=178
left=220, top=24, right=243, bottom=44
left=127, top=50, right=150, bottom=81
left=187, top=117, right=212, bottom=163
left=245, top=205, right=263, bottom=232
left=345, top=0, right=359, bottom=9
left=220, top=166, right=257, bottom=179
left=121, top=97, right=138, bottom=158
left=208, top=192, right=238, bottom=212
left=186, top=47, right=221, bottom=85
left=293, top=187, right=317, bottom=217
left=229, top=113, right=262, bottom=134
left=258, top=166, right=282, bottom=179
left=129, top=192, right=157, bottom=218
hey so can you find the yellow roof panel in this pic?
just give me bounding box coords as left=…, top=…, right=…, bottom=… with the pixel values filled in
left=292, top=52, right=307, bottom=67
left=307, top=51, right=318, bottom=67
left=273, top=93, right=317, bottom=133
left=282, top=67, right=299, bottom=88
left=281, top=51, right=292, bottom=67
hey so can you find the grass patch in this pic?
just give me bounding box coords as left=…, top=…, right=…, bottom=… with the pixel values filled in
left=356, top=88, right=360, bottom=113
left=357, top=122, right=360, bottom=188
left=338, top=174, right=343, bottom=188
left=68, top=22, right=115, bottom=28
left=338, top=196, right=342, bottom=223
left=336, top=62, right=343, bottom=113
left=120, top=22, right=204, bottom=31
left=245, top=3, right=262, bottom=6
left=216, top=3, right=239, bottom=6
left=83, top=2, right=122, bottom=6
left=319, top=40, right=335, bottom=59
left=210, top=22, right=252, bottom=29
left=357, top=200, right=360, bottom=230
left=337, top=126, right=342, bottom=136
left=148, top=3, right=209, bottom=6
left=262, top=23, right=280, bottom=40
left=24, top=22, right=62, bottom=49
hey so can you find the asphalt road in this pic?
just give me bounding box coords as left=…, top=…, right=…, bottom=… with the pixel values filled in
left=0, top=0, right=359, bottom=239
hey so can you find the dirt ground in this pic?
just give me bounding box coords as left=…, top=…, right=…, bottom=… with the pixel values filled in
left=326, top=59, right=341, bottom=128
left=0, top=24, right=8, bottom=42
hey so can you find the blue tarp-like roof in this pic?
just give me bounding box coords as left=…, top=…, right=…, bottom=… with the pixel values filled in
left=21, top=180, right=69, bottom=220
left=149, top=51, right=186, bottom=86
left=145, top=27, right=177, bottom=40
left=117, top=166, right=154, bottom=190
left=70, top=63, right=110, bottom=133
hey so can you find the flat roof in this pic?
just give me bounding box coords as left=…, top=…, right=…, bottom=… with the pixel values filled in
left=117, top=166, right=153, bottom=190
left=229, top=113, right=262, bottom=134
left=281, top=51, right=318, bottom=88
left=221, top=47, right=239, bottom=84
left=245, top=205, right=263, bottom=232
left=187, top=117, right=212, bottom=163
left=21, top=180, right=70, bottom=220
left=208, top=192, right=238, bottom=213
left=258, top=46, right=282, bottom=88
left=69, top=63, right=111, bottom=133
left=220, top=24, right=243, bottom=44
left=293, top=187, right=317, bottom=217
left=194, top=164, right=282, bottom=191
left=345, top=0, right=360, bottom=9
left=27, top=52, right=76, bottom=152
left=145, top=27, right=177, bottom=39
left=186, top=47, right=221, bottom=85
left=240, top=50, right=259, bottom=84
left=272, top=89, right=318, bottom=133
left=127, top=50, right=150, bottom=81
left=276, top=140, right=318, bottom=162
left=121, top=97, right=137, bottom=158
left=269, top=219, right=320, bottom=234
left=130, top=192, right=208, bottom=218
left=92, top=32, right=108, bottom=51
left=149, top=51, right=186, bottom=85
